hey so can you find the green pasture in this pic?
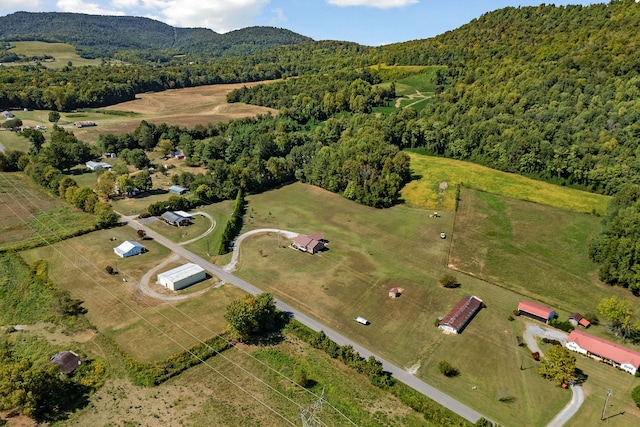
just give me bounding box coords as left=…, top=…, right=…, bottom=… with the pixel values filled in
left=228, top=182, right=587, bottom=425
left=0, top=173, right=95, bottom=251
left=0, top=129, right=31, bottom=152
left=19, top=225, right=244, bottom=362
left=6, top=41, right=104, bottom=68
left=185, top=342, right=431, bottom=426
left=402, top=151, right=611, bottom=215
left=449, top=188, right=625, bottom=313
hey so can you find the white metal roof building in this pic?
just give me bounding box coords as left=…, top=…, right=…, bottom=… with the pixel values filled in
left=157, top=263, right=206, bottom=291
left=113, top=240, right=146, bottom=258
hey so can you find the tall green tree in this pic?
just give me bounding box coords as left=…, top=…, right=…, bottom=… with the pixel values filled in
left=538, top=346, right=577, bottom=385
left=597, top=296, right=638, bottom=339
left=224, top=293, right=278, bottom=341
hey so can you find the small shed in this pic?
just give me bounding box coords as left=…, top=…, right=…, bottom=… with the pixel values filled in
left=569, top=313, right=591, bottom=328
left=517, top=301, right=556, bottom=324
left=157, top=263, right=206, bottom=291
left=50, top=351, right=81, bottom=374
left=169, top=185, right=187, bottom=195
left=74, top=121, right=96, bottom=128
left=388, top=288, right=400, bottom=298
left=113, top=240, right=146, bottom=258
left=86, top=160, right=112, bottom=171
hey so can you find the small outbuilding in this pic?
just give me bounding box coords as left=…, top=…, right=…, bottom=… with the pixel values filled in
left=50, top=351, right=81, bottom=374
left=74, top=121, right=96, bottom=128
left=438, top=295, right=484, bottom=334
left=86, top=160, right=112, bottom=171
left=569, top=312, right=591, bottom=328
left=168, top=185, right=187, bottom=195
left=388, top=288, right=400, bottom=298
left=157, top=263, right=206, bottom=291
left=113, top=240, right=146, bottom=258
left=517, top=300, right=556, bottom=324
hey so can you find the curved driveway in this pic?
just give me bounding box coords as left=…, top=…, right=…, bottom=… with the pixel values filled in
left=121, top=216, right=486, bottom=424
left=224, top=228, right=297, bottom=272
left=524, top=324, right=585, bottom=427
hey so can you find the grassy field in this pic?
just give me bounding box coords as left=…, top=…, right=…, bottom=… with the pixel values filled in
left=63, top=338, right=432, bottom=427
left=229, top=183, right=576, bottom=425
left=0, top=172, right=95, bottom=250
left=449, top=188, right=626, bottom=313
left=19, top=224, right=244, bottom=363
left=401, top=151, right=611, bottom=215
left=374, top=67, right=444, bottom=113
left=218, top=181, right=640, bottom=426
left=4, top=41, right=107, bottom=68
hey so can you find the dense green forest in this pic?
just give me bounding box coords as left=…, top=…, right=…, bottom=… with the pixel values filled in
left=3, top=2, right=640, bottom=293
left=0, top=12, right=311, bottom=59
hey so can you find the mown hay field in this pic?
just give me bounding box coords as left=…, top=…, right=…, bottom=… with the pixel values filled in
left=402, top=151, right=611, bottom=215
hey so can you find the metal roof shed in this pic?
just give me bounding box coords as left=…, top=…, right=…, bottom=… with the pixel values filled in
left=157, top=263, right=206, bottom=291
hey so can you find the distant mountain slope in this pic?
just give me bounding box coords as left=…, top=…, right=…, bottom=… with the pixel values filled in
left=0, top=12, right=313, bottom=58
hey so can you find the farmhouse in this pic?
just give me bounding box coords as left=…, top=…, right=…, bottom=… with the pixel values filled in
left=291, top=232, right=325, bottom=254
left=50, top=351, right=81, bottom=374
left=74, top=121, right=96, bottom=128
left=169, top=185, right=187, bottom=195
left=173, top=150, right=185, bottom=159
left=113, top=240, right=146, bottom=258
left=86, top=160, right=112, bottom=171
left=568, top=312, right=591, bottom=328
left=161, top=211, right=191, bottom=226
left=438, top=295, right=484, bottom=334
left=174, top=210, right=193, bottom=220
left=1, top=111, right=14, bottom=119
left=157, top=263, right=206, bottom=291
left=517, top=300, right=556, bottom=323
left=566, top=329, right=640, bottom=375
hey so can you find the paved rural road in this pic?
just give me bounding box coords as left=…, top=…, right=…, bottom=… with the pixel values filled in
left=121, top=216, right=486, bottom=424
left=524, top=324, right=585, bottom=427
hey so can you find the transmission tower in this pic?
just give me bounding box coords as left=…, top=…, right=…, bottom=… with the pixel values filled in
left=300, top=387, right=325, bottom=427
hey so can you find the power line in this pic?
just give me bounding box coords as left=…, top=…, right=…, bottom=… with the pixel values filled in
left=1, top=173, right=359, bottom=426
left=0, top=175, right=301, bottom=426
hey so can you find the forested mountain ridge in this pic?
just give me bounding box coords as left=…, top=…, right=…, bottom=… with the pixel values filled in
left=366, top=1, right=640, bottom=196
left=0, top=12, right=312, bottom=58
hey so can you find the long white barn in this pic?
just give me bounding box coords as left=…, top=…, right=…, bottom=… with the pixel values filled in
left=157, top=263, right=206, bottom=291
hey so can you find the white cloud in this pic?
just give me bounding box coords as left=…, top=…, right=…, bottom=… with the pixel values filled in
left=133, top=0, right=270, bottom=32
left=0, top=0, right=42, bottom=11
left=57, top=0, right=126, bottom=15
left=327, top=0, right=418, bottom=8
left=110, top=0, right=139, bottom=8
left=269, top=7, right=286, bottom=26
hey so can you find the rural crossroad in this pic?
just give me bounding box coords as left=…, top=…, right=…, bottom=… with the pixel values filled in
left=121, top=215, right=486, bottom=424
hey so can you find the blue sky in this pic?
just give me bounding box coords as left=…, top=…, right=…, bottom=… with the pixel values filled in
left=0, top=0, right=600, bottom=46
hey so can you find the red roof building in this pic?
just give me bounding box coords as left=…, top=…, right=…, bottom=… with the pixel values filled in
left=518, top=300, right=556, bottom=323
left=292, top=233, right=325, bottom=254
left=569, top=313, right=591, bottom=328
left=566, top=329, right=640, bottom=375
left=438, top=295, right=484, bottom=334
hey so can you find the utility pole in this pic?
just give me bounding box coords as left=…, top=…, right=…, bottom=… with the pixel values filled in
left=601, top=389, right=612, bottom=421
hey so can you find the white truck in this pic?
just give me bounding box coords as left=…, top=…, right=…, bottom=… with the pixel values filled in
left=354, top=316, right=369, bottom=325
